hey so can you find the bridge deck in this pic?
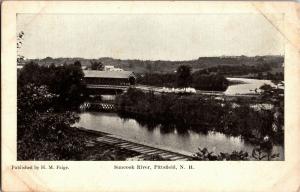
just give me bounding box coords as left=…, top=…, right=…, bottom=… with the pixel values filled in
left=86, top=84, right=129, bottom=90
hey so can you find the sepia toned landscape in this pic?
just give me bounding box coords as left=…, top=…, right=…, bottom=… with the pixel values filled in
left=17, top=14, right=284, bottom=161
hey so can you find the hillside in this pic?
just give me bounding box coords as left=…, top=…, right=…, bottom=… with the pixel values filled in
left=26, top=55, right=284, bottom=74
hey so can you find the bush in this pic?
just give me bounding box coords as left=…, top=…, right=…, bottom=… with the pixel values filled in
left=192, top=72, right=229, bottom=91
left=17, top=84, right=85, bottom=160
left=192, top=147, right=279, bottom=161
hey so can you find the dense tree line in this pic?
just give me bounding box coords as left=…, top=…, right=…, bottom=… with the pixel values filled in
left=18, top=61, right=87, bottom=110
left=196, top=65, right=284, bottom=81
left=116, top=88, right=283, bottom=145
left=257, top=72, right=284, bottom=81
left=196, top=64, right=271, bottom=76
left=27, top=55, right=284, bottom=74
left=192, top=72, right=229, bottom=91
left=136, top=73, right=177, bottom=87
left=136, top=65, right=229, bottom=91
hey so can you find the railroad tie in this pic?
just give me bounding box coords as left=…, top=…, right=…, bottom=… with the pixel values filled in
left=130, top=147, right=152, bottom=152
left=174, top=157, right=190, bottom=161
left=159, top=154, right=178, bottom=159
left=169, top=156, right=188, bottom=161
left=94, top=135, right=193, bottom=160
left=145, top=151, right=162, bottom=155
left=100, top=140, right=119, bottom=144
left=118, top=144, right=138, bottom=148
left=96, top=138, right=119, bottom=144
left=100, top=137, right=119, bottom=142
left=153, top=152, right=173, bottom=157
left=125, top=145, right=148, bottom=151
left=137, top=149, right=157, bottom=153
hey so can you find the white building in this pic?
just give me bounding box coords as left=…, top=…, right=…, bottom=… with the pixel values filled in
left=104, top=65, right=124, bottom=72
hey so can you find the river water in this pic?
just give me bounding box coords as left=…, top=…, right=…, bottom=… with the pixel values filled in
left=74, top=112, right=283, bottom=160
left=225, top=77, right=277, bottom=95
left=74, top=78, right=284, bottom=160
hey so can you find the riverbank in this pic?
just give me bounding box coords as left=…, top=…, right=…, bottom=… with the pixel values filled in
left=115, top=88, right=284, bottom=146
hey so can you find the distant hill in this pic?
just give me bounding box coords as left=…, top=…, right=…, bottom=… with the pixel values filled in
left=25, top=55, right=284, bottom=74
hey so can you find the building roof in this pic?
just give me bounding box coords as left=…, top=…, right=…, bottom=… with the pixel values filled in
left=83, top=70, right=135, bottom=79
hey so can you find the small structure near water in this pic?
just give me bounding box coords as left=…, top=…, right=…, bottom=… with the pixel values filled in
left=104, top=65, right=124, bottom=72
left=83, top=70, right=136, bottom=94
left=83, top=70, right=136, bottom=87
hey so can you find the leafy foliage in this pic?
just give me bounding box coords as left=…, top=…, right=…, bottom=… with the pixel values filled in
left=136, top=73, right=177, bottom=87
left=91, top=61, right=104, bottom=70
left=18, top=61, right=87, bottom=110
left=192, top=72, right=229, bottom=91
left=196, top=64, right=271, bottom=76
left=193, top=147, right=279, bottom=161
left=17, top=84, right=85, bottom=160
left=136, top=65, right=229, bottom=91
left=74, top=60, right=82, bottom=68
left=176, top=65, right=192, bottom=88
left=17, top=31, right=25, bottom=64
left=17, top=61, right=89, bottom=160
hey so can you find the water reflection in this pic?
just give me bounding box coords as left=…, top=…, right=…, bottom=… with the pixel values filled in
left=74, top=112, right=284, bottom=160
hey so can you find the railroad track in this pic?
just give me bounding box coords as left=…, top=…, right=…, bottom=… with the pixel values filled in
left=95, top=134, right=193, bottom=161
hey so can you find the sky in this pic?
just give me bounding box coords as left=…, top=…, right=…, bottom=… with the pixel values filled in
left=17, top=14, right=284, bottom=61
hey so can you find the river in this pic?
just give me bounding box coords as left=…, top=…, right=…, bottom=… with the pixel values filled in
left=74, top=112, right=284, bottom=160
left=225, top=77, right=280, bottom=95
left=74, top=78, right=284, bottom=160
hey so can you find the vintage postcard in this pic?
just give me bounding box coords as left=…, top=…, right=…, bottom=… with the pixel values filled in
left=1, top=1, right=300, bottom=191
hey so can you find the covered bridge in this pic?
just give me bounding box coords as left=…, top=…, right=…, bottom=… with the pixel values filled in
left=83, top=70, right=136, bottom=94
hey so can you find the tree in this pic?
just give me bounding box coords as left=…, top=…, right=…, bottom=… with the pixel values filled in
left=49, top=64, right=86, bottom=110
left=18, top=62, right=44, bottom=87
left=259, top=83, right=284, bottom=144
left=176, top=65, right=192, bottom=88
left=17, top=65, right=87, bottom=160
left=17, top=84, right=85, bottom=160
left=17, top=31, right=25, bottom=64
left=146, top=63, right=152, bottom=73
left=260, top=84, right=273, bottom=92
left=192, top=72, right=228, bottom=91
left=18, top=62, right=87, bottom=110
left=91, top=61, right=104, bottom=70
left=74, top=60, right=82, bottom=68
